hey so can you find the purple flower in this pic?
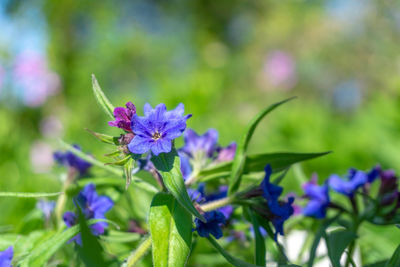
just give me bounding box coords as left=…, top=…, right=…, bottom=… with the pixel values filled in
left=216, top=142, right=237, bottom=162
left=36, top=199, right=56, bottom=220
left=63, top=184, right=113, bottom=245
left=302, top=176, right=330, bottom=219
left=181, top=128, right=218, bottom=158
left=328, top=167, right=379, bottom=197
left=0, top=246, right=13, bottom=267
left=53, top=145, right=92, bottom=175
left=378, top=169, right=399, bottom=206
left=108, top=101, right=136, bottom=132
left=195, top=210, right=226, bottom=239
left=128, top=103, right=191, bottom=156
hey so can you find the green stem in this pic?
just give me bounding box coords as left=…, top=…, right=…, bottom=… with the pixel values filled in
left=55, top=168, right=76, bottom=228
left=125, top=236, right=152, bottom=267
left=200, top=196, right=235, bottom=212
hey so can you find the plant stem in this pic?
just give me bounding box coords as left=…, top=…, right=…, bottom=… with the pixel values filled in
left=200, top=196, right=235, bottom=212
left=125, top=236, right=152, bottom=267
left=55, top=168, right=77, bottom=227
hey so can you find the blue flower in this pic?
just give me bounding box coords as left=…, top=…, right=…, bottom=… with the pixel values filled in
left=63, top=184, right=113, bottom=245
left=0, top=246, right=13, bottom=267
left=302, top=176, right=330, bottom=219
left=195, top=211, right=226, bottom=239
left=328, top=167, right=379, bottom=197
left=178, top=151, right=192, bottom=180
left=181, top=128, right=218, bottom=158
left=36, top=199, right=56, bottom=220
left=53, top=145, right=92, bottom=175
left=259, top=164, right=294, bottom=239
left=268, top=197, right=294, bottom=239
left=260, top=164, right=283, bottom=205
left=128, top=103, right=191, bottom=156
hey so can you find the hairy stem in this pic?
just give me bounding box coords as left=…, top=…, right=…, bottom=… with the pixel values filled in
left=125, top=236, right=152, bottom=267
left=200, top=196, right=235, bottom=212
left=55, top=168, right=77, bottom=227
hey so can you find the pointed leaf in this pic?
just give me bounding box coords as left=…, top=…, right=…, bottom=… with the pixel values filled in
left=19, top=219, right=114, bottom=266
left=149, top=193, right=192, bottom=267
left=228, top=97, right=296, bottom=195
left=207, top=236, right=262, bottom=267
left=86, top=128, right=118, bottom=145
left=92, top=74, right=115, bottom=119
left=151, top=149, right=205, bottom=222
left=246, top=208, right=266, bottom=266
left=200, top=151, right=330, bottom=179
left=325, top=229, right=357, bottom=267
left=386, top=245, right=400, bottom=267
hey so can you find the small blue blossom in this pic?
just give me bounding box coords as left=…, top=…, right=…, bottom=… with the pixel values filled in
left=268, top=197, right=294, bottom=239
left=36, top=199, right=56, bottom=220
left=302, top=176, right=330, bottom=219
left=0, top=246, right=13, bottom=267
left=260, top=164, right=283, bottom=205
left=195, top=211, right=226, bottom=239
left=178, top=151, right=192, bottom=180
left=63, top=184, right=113, bottom=245
left=181, top=128, right=218, bottom=158
left=53, top=145, right=92, bottom=175
left=128, top=103, right=191, bottom=156
left=328, top=167, right=379, bottom=197
left=259, top=164, right=294, bottom=239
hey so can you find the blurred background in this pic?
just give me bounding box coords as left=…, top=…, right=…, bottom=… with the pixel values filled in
left=0, top=0, right=399, bottom=265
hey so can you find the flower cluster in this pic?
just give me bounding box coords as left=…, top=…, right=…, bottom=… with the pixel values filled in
left=63, top=184, right=113, bottom=245
left=259, top=164, right=295, bottom=239
left=300, top=165, right=400, bottom=222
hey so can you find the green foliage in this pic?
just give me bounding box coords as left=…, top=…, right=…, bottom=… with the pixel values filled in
left=149, top=193, right=193, bottom=267
left=91, top=74, right=115, bottom=120
left=151, top=149, right=205, bottom=222
left=386, top=245, right=400, bottom=267
left=228, top=97, right=296, bottom=195
left=325, top=229, right=357, bottom=267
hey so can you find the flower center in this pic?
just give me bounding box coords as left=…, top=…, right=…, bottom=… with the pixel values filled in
left=152, top=132, right=162, bottom=140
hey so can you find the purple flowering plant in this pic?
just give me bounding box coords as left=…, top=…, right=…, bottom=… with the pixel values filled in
left=2, top=76, right=400, bottom=267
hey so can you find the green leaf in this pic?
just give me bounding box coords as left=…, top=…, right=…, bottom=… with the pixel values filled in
left=100, top=230, right=141, bottom=243
left=19, top=219, right=114, bottom=266
left=0, top=191, right=61, bottom=198
left=364, top=261, right=388, bottom=267
left=85, top=128, right=118, bottom=145
left=325, top=229, right=357, bottom=267
left=124, top=157, right=135, bottom=189
left=59, top=140, right=123, bottom=176
left=76, top=209, right=108, bottom=267
left=386, top=245, right=400, bottom=267
left=91, top=74, right=115, bottom=119
left=207, top=236, right=262, bottom=267
left=245, top=208, right=266, bottom=266
left=151, top=149, right=205, bottom=222
left=307, top=214, right=341, bottom=267
left=200, top=151, right=330, bottom=181
left=149, top=193, right=193, bottom=267
left=228, top=97, right=296, bottom=195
